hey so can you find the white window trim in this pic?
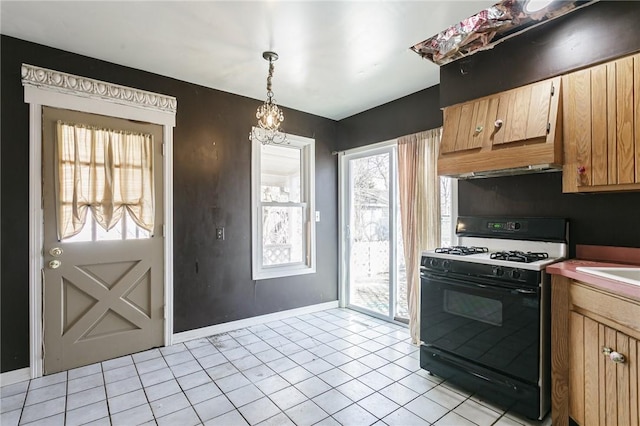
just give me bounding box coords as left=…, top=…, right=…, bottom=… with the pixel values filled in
left=251, top=130, right=316, bottom=280
left=22, top=64, right=176, bottom=379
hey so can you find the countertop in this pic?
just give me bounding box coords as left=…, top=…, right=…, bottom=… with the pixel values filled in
left=546, top=244, right=640, bottom=302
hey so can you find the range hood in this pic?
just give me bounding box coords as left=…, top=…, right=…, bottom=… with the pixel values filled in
left=452, top=163, right=562, bottom=179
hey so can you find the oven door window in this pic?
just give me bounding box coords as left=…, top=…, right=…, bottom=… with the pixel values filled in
left=421, top=273, right=540, bottom=384
left=444, top=290, right=502, bottom=326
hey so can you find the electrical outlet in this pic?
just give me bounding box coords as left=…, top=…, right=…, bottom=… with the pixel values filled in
left=216, top=227, right=224, bottom=240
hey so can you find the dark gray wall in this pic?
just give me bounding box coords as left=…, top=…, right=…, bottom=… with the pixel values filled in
left=336, top=85, right=442, bottom=151
left=1, top=35, right=339, bottom=372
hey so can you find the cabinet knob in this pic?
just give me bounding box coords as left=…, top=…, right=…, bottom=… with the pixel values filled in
left=494, top=119, right=503, bottom=128
left=576, top=165, right=587, bottom=187
left=474, top=125, right=484, bottom=134
left=602, top=346, right=626, bottom=364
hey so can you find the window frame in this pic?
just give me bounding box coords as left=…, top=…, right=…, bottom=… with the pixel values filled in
left=251, top=130, right=316, bottom=280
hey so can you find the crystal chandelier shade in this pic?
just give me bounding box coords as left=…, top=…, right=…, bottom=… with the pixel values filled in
left=250, top=52, right=287, bottom=145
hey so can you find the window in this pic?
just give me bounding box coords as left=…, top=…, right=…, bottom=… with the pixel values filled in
left=251, top=131, right=315, bottom=280
left=56, top=121, right=155, bottom=242
left=439, top=177, right=457, bottom=247
left=65, top=212, right=151, bottom=242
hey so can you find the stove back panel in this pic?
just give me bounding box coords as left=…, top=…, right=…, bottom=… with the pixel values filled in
left=456, top=216, right=567, bottom=242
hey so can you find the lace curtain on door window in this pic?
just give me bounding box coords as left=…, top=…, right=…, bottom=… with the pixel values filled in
left=56, top=121, right=154, bottom=240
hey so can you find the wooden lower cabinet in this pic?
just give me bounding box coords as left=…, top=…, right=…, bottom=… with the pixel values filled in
left=552, top=276, right=640, bottom=426
left=569, top=312, right=639, bottom=425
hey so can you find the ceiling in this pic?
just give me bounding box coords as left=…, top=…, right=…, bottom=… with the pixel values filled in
left=0, top=1, right=496, bottom=120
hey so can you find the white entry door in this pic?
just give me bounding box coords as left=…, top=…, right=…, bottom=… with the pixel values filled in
left=41, top=107, right=165, bottom=374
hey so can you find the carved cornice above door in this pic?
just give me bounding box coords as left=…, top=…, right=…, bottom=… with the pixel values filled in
left=21, top=64, right=177, bottom=113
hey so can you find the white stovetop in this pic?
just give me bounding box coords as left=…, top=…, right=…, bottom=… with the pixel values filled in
left=423, top=237, right=568, bottom=271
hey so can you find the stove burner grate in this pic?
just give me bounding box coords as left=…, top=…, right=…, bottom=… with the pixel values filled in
left=435, top=246, right=489, bottom=256
left=490, top=251, right=549, bottom=263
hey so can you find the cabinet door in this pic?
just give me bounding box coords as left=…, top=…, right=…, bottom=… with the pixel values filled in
left=494, top=79, right=553, bottom=146
left=466, top=96, right=500, bottom=150
left=635, top=53, right=640, bottom=184
left=563, top=68, right=593, bottom=191
left=569, top=312, right=639, bottom=426
left=440, top=104, right=462, bottom=154
left=615, top=55, right=635, bottom=184
left=440, top=98, right=497, bottom=154
left=563, top=53, right=640, bottom=193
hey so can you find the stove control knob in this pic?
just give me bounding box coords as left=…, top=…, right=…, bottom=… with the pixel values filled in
left=510, top=269, right=521, bottom=280
left=429, top=258, right=440, bottom=268
left=493, top=266, right=504, bottom=277
left=442, top=260, right=451, bottom=270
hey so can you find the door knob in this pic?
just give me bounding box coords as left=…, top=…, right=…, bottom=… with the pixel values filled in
left=49, top=247, right=63, bottom=257
left=48, top=260, right=61, bottom=269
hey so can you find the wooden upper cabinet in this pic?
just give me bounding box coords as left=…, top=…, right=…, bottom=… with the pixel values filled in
left=438, top=76, right=561, bottom=177
left=440, top=96, right=499, bottom=154
left=494, top=79, right=554, bottom=146
left=563, top=53, right=640, bottom=193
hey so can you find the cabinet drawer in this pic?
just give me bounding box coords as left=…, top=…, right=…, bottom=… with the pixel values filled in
left=570, top=281, right=640, bottom=339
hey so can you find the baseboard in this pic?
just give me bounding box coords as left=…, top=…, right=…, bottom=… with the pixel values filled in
left=172, top=300, right=339, bottom=344
left=0, top=368, right=31, bottom=387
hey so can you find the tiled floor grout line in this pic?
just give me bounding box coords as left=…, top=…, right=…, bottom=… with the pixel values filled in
left=1, top=308, right=550, bottom=426
left=217, top=314, right=425, bottom=425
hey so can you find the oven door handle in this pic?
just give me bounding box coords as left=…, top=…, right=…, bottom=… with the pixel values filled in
left=421, top=272, right=538, bottom=296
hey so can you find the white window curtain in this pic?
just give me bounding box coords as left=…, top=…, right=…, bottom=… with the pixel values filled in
left=397, top=128, right=441, bottom=345
left=56, top=121, right=154, bottom=240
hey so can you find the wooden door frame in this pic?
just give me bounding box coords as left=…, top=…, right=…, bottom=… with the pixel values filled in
left=22, top=64, right=177, bottom=379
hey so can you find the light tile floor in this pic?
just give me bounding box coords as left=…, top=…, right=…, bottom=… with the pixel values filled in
left=0, top=308, right=550, bottom=426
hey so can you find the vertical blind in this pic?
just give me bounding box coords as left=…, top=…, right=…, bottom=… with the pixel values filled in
left=56, top=121, right=154, bottom=240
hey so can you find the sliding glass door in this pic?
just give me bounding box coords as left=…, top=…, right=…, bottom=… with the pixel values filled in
left=340, top=144, right=408, bottom=322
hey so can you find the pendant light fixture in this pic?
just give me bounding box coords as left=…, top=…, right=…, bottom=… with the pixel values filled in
left=249, top=51, right=287, bottom=145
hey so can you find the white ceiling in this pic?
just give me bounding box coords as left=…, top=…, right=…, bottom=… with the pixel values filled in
left=1, top=1, right=495, bottom=120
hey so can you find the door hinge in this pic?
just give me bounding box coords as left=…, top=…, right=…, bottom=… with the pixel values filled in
left=161, top=143, right=165, bottom=156
left=547, top=122, right=551, bottom=133
left=550, top=84, right=555, bottom=96
left=162, top=224, right=166, bottom=237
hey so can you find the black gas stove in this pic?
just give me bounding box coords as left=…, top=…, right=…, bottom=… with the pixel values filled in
left=420, top=216, right=568, bottom=421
